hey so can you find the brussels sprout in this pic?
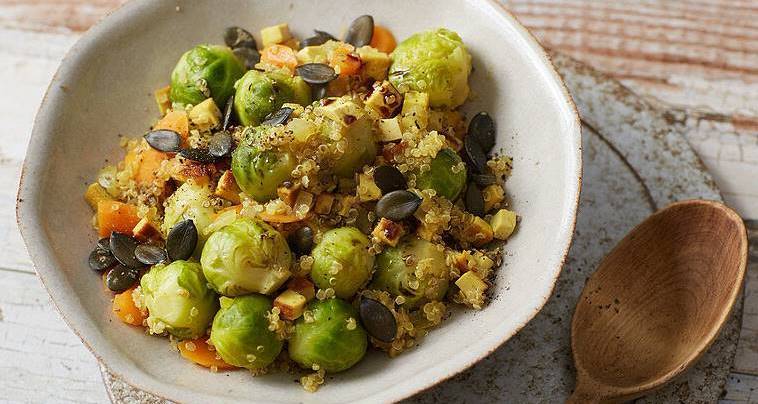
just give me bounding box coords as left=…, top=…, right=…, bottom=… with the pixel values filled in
left=370, top=237, right=449, bottom=308
left=170, top=45, right=245, bottom=108
left=318, top=98, right=377, bottom=177
left=389, top=28, right=472, bottom=108
left=162, top=181, right=218, bottom=254
left=289, top=298, right=367, bottom=372
left=311, top=227, right=374, bottom=299
left=209, top=295, right=283, bottom=370
left=415, top=148, right=466, bottom=201
left=140, top=260, right=218, bottom=339
left=201, top=217, right=292, bottom=296
left=231, top=129, right=296, bottom=202
left=233, top=70, right=311, bottom=126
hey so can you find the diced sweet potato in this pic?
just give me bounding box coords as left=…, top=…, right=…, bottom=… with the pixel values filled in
left=178, top=339, right=237, bottom=370
left=112, top=287, right=146, bottom=326
left=97, top=200, right=140, bottom=237
left=134, top=147, right=169, bottom=185
left=154, top=110, right=189, bottom=141
left=85, top=183, right=113, bottom=210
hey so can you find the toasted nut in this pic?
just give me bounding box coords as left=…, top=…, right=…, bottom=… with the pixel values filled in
left=214, top=171, right=242, bottom=204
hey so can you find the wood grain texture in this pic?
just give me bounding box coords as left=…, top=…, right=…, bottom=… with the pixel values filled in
left=571, top=201, right=747, bottom=403
left=504, top=0, right=758, bottom=219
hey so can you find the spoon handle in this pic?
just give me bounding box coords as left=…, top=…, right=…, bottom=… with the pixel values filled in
left=566, top=379, right=617, bottom=404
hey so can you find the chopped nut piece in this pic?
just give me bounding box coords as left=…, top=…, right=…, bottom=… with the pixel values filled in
left=357, top=173, right=382, bottom=202
left=314, top=193, right=335, bottom=215
left=365, top=81, right=402, bottom=118
left=491, top=209, right=517, bottom=240
left=260, top=23, right=292, bottom=47
left=455, top=271, right=488, bottom=309
left=214, top=170, right=242, bottom=204
left=399, top=91, right=429, bottom=133
left=274, top=289, right=307, bottom=320
left=377, top=117, right=403, bottom=142
left=277, top=183, right=301, bottom=207
left=132, top=217, right=161, bottom=241
left=188, top=98, right=222, bottom=131
left=288, top=277, right=316, bottom=301
left=482, top=184, right=505, bottom=212
left=293, top=191, right=314, bottom=218
left=456, top=214, right=494, bottom=247
left=372, top=218, right=404, bottom=246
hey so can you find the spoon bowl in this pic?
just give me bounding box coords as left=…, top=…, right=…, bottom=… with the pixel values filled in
left=569, top=200, right=748, bottom=403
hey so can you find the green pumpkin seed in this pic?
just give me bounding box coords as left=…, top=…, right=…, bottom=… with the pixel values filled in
left=262, top=107, right=294, bottom=126
left=359, top=297, right=397, bottom=343
left=97, top=237, right=111, bottom=251
left=233, top=47, right=261, bottom=70
left=224, top=26, right=257, bottom=50
left=301, top=30, right=336, bottom=47
left=222, top=95, right=235, bottom=131
left=373, top=165, right=407, bottom=194
left=471, top=172, right=497, bottom=186
left=288, top=226, right=314, bottom=256
left=467, top=112, right=496, bottom=153
left=144, top=130, right=182, bottom=153
left=89, top=248, right=116, bottom=272
left=166, top=219, right=198, bottom=261
left=465, top=182, right=485, bottom=217
left=312, top=85, right=328, bottom=101
left=109, top=232, right=143, bottom=269
left=209, top=131, right=233, bottom=158
left=134, top=244, right=168, bottom=266
left=345, top=15, right=374, bottom=47
left=463, top=136, right=488, bottom=174
left=296, top=63, right=337, bottom=85
left=179, top=148, right=216, bottom=163
left=375, top=190, right=422, bottom=221
left=106, top=265, right=140, bottom=293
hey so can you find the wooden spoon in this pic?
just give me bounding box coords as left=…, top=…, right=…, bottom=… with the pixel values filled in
left=568, top=200, right=748, bottom=403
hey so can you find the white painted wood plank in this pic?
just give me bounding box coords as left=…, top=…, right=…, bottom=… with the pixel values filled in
left=0, top=28, right=78, bottom=274
left=0, top=269, right=108, bottom=403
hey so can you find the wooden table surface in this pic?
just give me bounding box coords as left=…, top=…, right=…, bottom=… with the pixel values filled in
left=0, top=1, right=756, bottom=402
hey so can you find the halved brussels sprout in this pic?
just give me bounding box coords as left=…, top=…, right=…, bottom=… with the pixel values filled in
left=140, top=260, right=218, bottom=339
left=231, top=129, right=296, bottom=202
left=389, top=28, right=472, bottom=108
left=370, top=237, right=449, bottom=308
left=209, top=295, right=283, bottom=370
left=233, top=69, right=311, bottom=126
left=317, top=97, right=377, bottom=178
left=201, top=217, right=292, bottom=296
left=170, top=45, right=245, bottom=108
left=162, top=181, right=218, bottom=254
left=311, top=227, right=374, bottom=299
left=415, top=148, right=466, bottom=201
left=289, top=298, right=367, bottom=373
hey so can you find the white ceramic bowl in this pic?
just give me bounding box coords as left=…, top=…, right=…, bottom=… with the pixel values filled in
left=17, top=0, right=581, bottom=402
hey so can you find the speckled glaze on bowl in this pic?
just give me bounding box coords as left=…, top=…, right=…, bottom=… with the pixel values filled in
left=17, top=0, right=581, bottom=402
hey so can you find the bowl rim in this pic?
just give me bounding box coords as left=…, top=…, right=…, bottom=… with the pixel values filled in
left=16, top=0, right=582, bottom=402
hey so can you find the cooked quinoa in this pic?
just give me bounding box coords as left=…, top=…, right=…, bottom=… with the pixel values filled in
left=84, top=17, right=519, bottom=393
